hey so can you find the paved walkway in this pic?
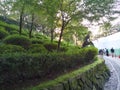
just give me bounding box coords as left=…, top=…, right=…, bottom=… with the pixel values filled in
left=103, top=56, right=120, bottom=90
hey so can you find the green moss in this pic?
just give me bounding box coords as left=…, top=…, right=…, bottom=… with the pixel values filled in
left=24, top=58, right=104, bottom=90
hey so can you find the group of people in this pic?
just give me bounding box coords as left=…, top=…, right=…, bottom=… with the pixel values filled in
left=99, top=48, right=115, bottom=57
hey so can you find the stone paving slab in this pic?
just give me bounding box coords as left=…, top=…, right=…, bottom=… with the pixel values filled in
left=103, top=56, right=120, bottom=90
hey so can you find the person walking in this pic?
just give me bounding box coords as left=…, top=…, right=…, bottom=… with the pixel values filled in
left=105, top=48, right=109, bottom=56
left=111, top=47, right=115, bottom=57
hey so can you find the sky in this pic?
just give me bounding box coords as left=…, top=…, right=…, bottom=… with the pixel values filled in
left=93, top=32, right=120, bottom=49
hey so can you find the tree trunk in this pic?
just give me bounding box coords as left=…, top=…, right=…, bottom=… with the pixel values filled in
left=57, top=23, right=64, bottom=51
left=51, top=29, right=54, bottom=42
left=57, top=29, right=63, bottom=51
left=19, top=9, right=24, bottom=35
left=57, top=19, right=70, bottom=51
left=29, top=14, right=34, bottom=38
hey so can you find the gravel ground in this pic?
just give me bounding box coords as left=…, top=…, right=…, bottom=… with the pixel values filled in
left=103, top=56, right=120, bottom=90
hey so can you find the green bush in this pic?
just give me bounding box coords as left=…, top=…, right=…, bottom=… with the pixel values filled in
left=21, top=30, right=28, bottom=36
left=0, top=46, right=98, bottom=85
left=66, top=46, right=81, bottom=53
left=0, top=53, right=74, bottom=84
left=0, top=44, right=26, bottom=54
left=84, top=46, right=98, bottom=62
left=59, top=46, right=68, bottom=52
left=44, top=42, right=68, bottom=52
left=28, top=44, right=47, bottom=53
left=31, top=38, right=43, bottom=44
left=0, top=26, right=5, bottom=30
left=0, top=28, right=9, bottom=40
left=9, top=30, right=19, bottom=34
left=34, top=33, right=49, bottom=39
left=44, top=42, right=58, bottom=52
left=3, top=35, right=32, bottom=49
left=0, top=21, right=18, bottom=32
left=33, top=33, right=51, bottom=44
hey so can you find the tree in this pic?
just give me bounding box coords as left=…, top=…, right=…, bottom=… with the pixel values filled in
left=12, top=0, right=26, bottom=35
left=100, top=22, right=112, bottom=36
left=0, top=0, right=13, bottom=20
left=2, top=0, right=115, bottom=47
left=23, top=0, right=41, bottom=38
left=41, top=0, right=60, bottom=42
left=82, top=0, right=114, bottom=22
left=63, top=22, right=88, bottom=45
left=56, top=0, right=81, bottom=51
left=11, top=0, right=43, bottom=37
left=29, top=13, right=34, bottom=38
left=55, top=0, right=114, bottom=51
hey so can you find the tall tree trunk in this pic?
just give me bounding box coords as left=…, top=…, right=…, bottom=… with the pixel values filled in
left=51, top=29, right=54, bottom=42
left=19, top=9, right=24, bottom=35
left=57, top=28, right=64, bottom=51
left=57, top=19, right=70, bottom=51
left=57, top=21, right=64, bottom=51
left=29, top=14, right=34, bottom=38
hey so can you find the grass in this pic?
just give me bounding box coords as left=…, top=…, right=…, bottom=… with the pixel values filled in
left=23, top=57, right=104, bottom=90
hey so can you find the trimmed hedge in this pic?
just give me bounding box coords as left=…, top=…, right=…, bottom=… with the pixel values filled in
left=66, top=46, right=81, bottom=53
left=3, top=35, right=32, bottom=49
left=9, top=29, right=19, bottom=34
left=84, top=46, right=98, bottom=61
left=31, top=38, right=43, bottom=44
left=34, top=33, right=49, bottom=40
left=0, top=46, right=98, bottom=85
left=0, top=44, right=26, bottom=54
left=0, top=21, right=18, bottom=32
left=0, top=27, right=9, bottom=40
left=28, top=44, right=48, bottom=53
left=43, top=42, right=68, bottom=52
left=44, top=42, right=58, bottom=52
left=25, top=59, right=109, bottom=90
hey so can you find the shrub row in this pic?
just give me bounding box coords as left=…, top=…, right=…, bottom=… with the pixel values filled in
left=0, top=44, right=48, bottom=54
left=0, top=21, right=29, bottom=36
left=0, top=44, right=25, bottom=54
left=0, top=21, right=18, bottom=32
left=3, top=35, right=32, bottom=49
left=2, top=34, right=67, bottom=52
left=0, top=27, right=9, bottom=40
left=28, top=44, right=47, bottom=53
left=0, top=46, right=98, bottom=85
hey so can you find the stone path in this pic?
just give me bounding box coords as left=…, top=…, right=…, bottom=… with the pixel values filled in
left=104, top=56, right=120, bottom=90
